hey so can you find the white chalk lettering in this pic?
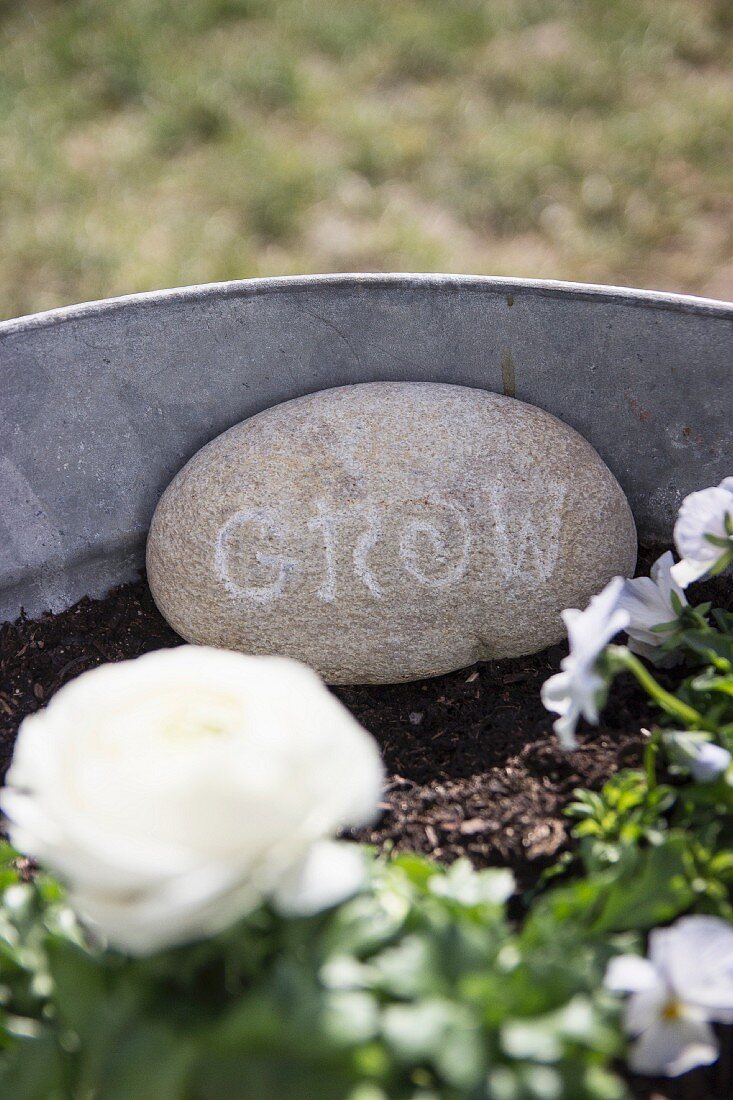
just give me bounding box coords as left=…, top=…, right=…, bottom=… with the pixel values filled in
left=490, top=482, right=567, bottom=583
left=398, top=500, right=471, bottom=588
left=215, top=496, right=475, bottom=605
left=353, top=507, right=384, bottom=599
left=307, top=500, right=343, bottom=603
left=215, top=508, right=297, bottom=604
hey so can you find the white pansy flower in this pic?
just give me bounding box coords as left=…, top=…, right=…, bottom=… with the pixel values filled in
left=663, top=731, right=732, bottom=783
left=605, top=916, right=733, bottom=1077
left=618, top=552, right=687, bottom=663
left=671, top=477, right=733, bottom=588
left=541, top=578, right=629, bottom=749
left=1, top=646, right=383, bottom=955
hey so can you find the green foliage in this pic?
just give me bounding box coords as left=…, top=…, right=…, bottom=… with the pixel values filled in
left=567, top=771, right=675, bottom=855
left=600, top=595, right=733, bottom=743
left=1, top=577, right=732, bottom=1095
left=2, top=710, right=732, bottom=1100
left=0, top=845, right=631, bottom=1099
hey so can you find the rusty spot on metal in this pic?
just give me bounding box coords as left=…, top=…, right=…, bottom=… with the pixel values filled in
left=501, top=350, right=516, bottom=398
left=629, top=397, right=651, bottom=423
left=682, top=426, right=704, bottom=447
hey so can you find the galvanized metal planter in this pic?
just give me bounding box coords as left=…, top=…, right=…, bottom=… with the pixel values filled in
left=1, top=274, right=731, bottom=623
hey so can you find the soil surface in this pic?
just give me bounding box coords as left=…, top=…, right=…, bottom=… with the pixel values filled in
left=0, top=550, right=731, bottom=1099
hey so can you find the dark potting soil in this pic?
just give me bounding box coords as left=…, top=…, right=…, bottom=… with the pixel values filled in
left=0, top=574, right=651, bottom=879
left=4, top=550, right=729, bottom=884
left=0, top=551, right=731, bottom=1099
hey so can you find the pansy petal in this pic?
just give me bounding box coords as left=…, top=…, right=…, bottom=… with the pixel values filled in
left=673, top=481, right=733, bottom=587
left=618, top=552, right=686, bottom=657
left=543, top=578, right=629, bottom=748
left=670, top=558, right=709, bottom=588
left=605, top=955, right=661, bottom=995
left=657, top=917, right=733, bottom=1021
left=563, top=578, right=629, bottom=660
left=663, top=733, right=731, bottom=783
left=689, top=742, right=731, bottom=783
left=650, top=551, right=687, bottom=607
left=628, top=1017, right=718, bottom=1077
left=552, top=713, right=579, bottom=750
left=623, top=987, right=669, bottom=1037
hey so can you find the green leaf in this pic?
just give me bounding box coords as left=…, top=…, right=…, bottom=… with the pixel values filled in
left=428, top=860, right=514, bottom=909
left=691, top=670, right=733, bottom=697
left=47, top=940, right=107, bottom=1038
left=93, top=1021, right=197, bottom=1100
left=367, top=935, right=441, bottom=999
left=707, top=546, right=733, bottom=577
left=713, top=608, right=733, bottom=634
left=0, top=1032, right=66, bottom=1099
left=381, top=998, right=485, bottom=1088
left=193, top=1053, right=356, bottom=1100
left=681, top=629, right=733, bottom=671
left=590, top=835, right=695, bottom=933
left=703, top=532, right=731, bottom=549
left=323, top=992, right=379, bottom=1047
left=527, top=835, right=695, bottom=941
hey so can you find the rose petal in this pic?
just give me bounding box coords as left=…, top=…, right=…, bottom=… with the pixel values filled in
left=273, top=840, right=366, bottom=917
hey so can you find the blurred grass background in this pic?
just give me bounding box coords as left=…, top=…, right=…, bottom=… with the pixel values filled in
left=1, top=0, right=732, bottom=320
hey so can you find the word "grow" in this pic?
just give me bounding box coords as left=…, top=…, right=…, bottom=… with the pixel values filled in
left=214, top=497, right=473, bottom=605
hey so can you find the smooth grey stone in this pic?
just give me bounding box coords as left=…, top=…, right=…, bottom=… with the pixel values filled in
left=1, top=274, right=731, bottom=624
left=146, top=382, right=637, bottom=684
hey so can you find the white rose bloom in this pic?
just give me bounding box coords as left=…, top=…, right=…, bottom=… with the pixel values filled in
left=605, top=916, right=733, bottom=1077
left=1, top=646, right=384, bottom=955
left=671, top=477, right=733, bottom=588
left=541, top=578, right=629, bottom=750
left=618, top=552, right=687, bottom=663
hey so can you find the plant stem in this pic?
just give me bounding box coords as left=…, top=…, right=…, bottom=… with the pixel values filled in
left=606, top=646, right=714, bottom=731
left=643, top=732, right=659, bottom=790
